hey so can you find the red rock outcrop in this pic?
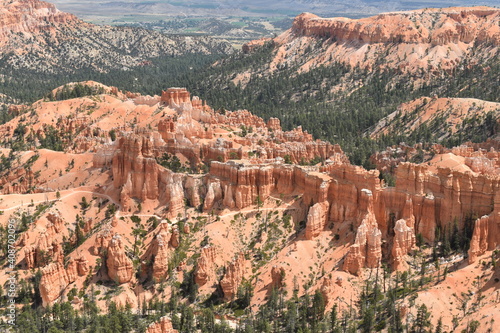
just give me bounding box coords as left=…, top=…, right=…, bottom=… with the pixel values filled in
left=291, top=9, right=499, bottom=46
left=170, top=226, right=180, bottom=248
left=468, top=215, right=490, bottom=264
left=207, top=161, right=339, bottom=213
left=76, top=256, right=89, bottom=276
left=395, top=162, right=499, bottom=243
left=270, top=265, right=285, bottom=289
left=343, top=189, right=382, bottom=275
left=141, top=222, right=176, bottom=281
left=161, top=88, right=191, bottom=107
left=39, top=261, right=77, bottom=306
left=468, top=191, right=500, bottom=263
left=320, top=275, right=334, bottom=306
left=22, top=213, right=66, bottom=269
left=146, top=316, right=178, bottom=333
left=194, top=246, right=221, bottom=287
left=391, top=197, right=416, bottom=270
left=220, top=253, right=251, bottom=301
left=267, top=117, right=281, bottom=132
left=305, top=201, right=329, bottom=240
left=269, top=7, right=500, bottom=75
left=151, top=223, right=171, bottom=281
left=107, top=234, right=134, bottom=284
left=391, top=219, right=416, bottom=270
left=242, top=38, right=272, bottom=54
left=0, top=0, right=78, bottom=47
left=92, top=227, right=113, bottom=256
left=203, top=179, right=223, bottom=212
left=112, top=130, right=159, bottom=202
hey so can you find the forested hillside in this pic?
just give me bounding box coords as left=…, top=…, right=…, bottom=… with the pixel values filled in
left=172, top=42, right=499, bottom=166
left=0, top=0, right=232, bottom=102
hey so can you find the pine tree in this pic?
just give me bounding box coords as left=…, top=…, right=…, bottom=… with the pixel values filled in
left=411, top=304, right=431, bottom=333
left=435, top=317, right=443, bottom=333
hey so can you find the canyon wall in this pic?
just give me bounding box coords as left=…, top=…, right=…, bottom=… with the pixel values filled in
left=252, top=7, right=500, bottom=74
left=291, top=8, right=500, bottom=46
left=111, top=124, right=500, bottom=273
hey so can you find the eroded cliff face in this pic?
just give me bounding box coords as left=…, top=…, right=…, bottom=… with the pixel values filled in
left=0, top=0, right=232, bottom=74
left=194, top=246, right=223, bottom=287
left=39, top=261, right=77, bottom=306
left=390, top=197, right=416, bottom=270
left=109, top=89, right=347, bottom=218
left=109, top=114, right=500, bottom=275
left=141, top=222, right=179, bottom=282
left=23, top=213, right=65, bottom=269
left=3, top=83, right=500, bottom=328
left=291, top=8, right=499, bottom=46
left=112, top=131, right=161, bottom=203
left=394, top=162, right=500, bottom=242
left=242, top=7, right=499, bottom=77
left=468, top=191, right=500, bottom=264
left=0, top=0, right=78, bottom=47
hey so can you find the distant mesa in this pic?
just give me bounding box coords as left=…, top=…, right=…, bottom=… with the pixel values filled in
left=290, top=7, right=500, bottom=46
left=243, top=6, right=499, bottom=74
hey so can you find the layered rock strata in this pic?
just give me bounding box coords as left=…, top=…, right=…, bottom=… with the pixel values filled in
left=269, top=7, right=500, bottom=73
left=39, top=261, right=77, bottom=306
left=291, top=9, right=500, bottom=46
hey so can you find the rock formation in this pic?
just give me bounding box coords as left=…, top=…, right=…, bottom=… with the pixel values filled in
left=141, top=222, right=175, bottom=281
left=0, top=0, right=233, bottom=73
left=161, top=88, right=192, bottom=107
left=151, top=225, right=171, bottom=281
left=39, top=261, right=77, bottom=306
left=220, top=253, right=251, bottom=301
left=468, top=215, right=491, bottom=264
left=320, top=276, right=334, bottom=306
left=2, top=77, right=500, bottom=333
left=274, top=7, right=500, bottom=73
left=146, top=317, right=178, bottom=333
left=305, top=201, right=329, bottom=240
left=291, top=9, right=500, bottom=46
left=391, top=197, right=416, bottom=270
left=391, top=220, right=416, bottom=270
left=112, top=131, right=160, bottom=202
left=0, top=0, right=77, bottom=47
left=468, top=191, right=500, bottom=263
left=107, top=235, right=134, bottom=284
left=76, top=256, right=90, bottom=276
left=22, top=213, right=65, bottom=269
left=395, top=162, right=500, bottom=243
left=343, top=190, right=382, bottom=275
left=242, top=38, right=273, bottom=54
left=194, top=246, right=221, bottom=287
left=270, top=265, right=285, bottom=289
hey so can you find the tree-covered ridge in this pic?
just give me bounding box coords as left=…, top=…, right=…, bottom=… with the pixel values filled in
left=0, top=53, right=223, bottom=103
left=3, top=39, right=497, bottom=167
left=170, top=42, right=499, bottom=167
left=48, top=84, right=106, bottom=101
